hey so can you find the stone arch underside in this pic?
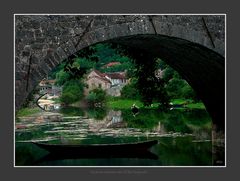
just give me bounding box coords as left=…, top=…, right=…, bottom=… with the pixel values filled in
left=15, top=15, right=225, bottom=131
left=109, top=35, right=225, bottom=131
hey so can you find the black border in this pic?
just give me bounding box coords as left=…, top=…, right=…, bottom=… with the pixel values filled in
left=1, top=0, right=238, bottom=180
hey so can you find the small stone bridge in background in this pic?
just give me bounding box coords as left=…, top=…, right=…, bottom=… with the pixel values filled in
left=15, top=15, right=225, bottom=131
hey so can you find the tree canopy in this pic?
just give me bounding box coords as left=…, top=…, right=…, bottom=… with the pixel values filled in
left=50, top=43, right=199, bottom=106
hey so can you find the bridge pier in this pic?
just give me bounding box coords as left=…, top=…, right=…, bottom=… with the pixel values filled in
left=212, top=124, right=225, bottom=166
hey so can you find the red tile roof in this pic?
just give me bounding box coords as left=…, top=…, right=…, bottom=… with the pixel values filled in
left=103, top=61, right=121, bottom=68
left=105, top=72, right=126, bottom=79
left=93, top=69, right=106, bottom=77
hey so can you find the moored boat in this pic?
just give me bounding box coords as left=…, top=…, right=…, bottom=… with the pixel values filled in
left=32, top=140, right=158, bottom=154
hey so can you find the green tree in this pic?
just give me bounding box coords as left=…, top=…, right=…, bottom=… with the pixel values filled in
left=121, top=78, right=140, bottom=99
left=60, top=80, right=84, bottom=105
left=113, top=47, right=170, bottom=108
left=135, top=55, right=170, bottom=108
left=166, top=78, right=186, bottom=99
left=74, top=57, right=96, bottom=70
left=86, top=92, right=97, bottom=105
left=55, top=69, right=70, bottom=86
left=162, top=67, right=175, bottom=82
left=86, top=88, right=107, bottom=107
left=181, top=83, right=199, bottom=101
left=158, top=59, right=199, bottom=101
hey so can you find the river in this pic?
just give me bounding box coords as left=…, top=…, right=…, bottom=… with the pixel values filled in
left=15, top=107, right=224, bottom=166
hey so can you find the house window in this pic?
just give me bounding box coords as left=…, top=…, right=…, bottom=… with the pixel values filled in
left=98, top=84, right=102, bottom=88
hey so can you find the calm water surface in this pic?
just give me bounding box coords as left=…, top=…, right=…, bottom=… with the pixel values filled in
left=15, top=107, right=223, bottom=166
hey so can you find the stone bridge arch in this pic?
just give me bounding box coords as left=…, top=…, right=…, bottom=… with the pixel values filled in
left=15, top=15, right=225, bottom=130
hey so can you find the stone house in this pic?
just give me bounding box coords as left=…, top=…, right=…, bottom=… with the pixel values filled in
left=38, top=79, right=62, bottom=97
left=84, top=70, right=111, bottom=95
left=105, top=72, right=128, bottom=86
left=85, top=70, right=128, bottom=96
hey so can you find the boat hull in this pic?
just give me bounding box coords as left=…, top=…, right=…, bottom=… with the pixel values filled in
left=33, top=140, right=158, bottom=154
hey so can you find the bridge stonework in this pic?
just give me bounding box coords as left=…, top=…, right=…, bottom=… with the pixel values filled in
left=15, top=15, right=225, bottom=130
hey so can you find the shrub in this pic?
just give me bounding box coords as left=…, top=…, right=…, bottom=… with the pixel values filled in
left=121, top=79, right=140, bottom=99
left=60, top=80, right=84, bottom=105
left=86, top=88, right=106, bottom=106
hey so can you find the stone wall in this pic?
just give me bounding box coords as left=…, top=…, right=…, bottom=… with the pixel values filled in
left=106, top=85, right=125, bottom=97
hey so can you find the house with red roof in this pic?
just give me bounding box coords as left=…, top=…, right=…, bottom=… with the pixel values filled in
left=85, top=69, right=128, bottom=96
left=84, top=70, right=111, bottom=94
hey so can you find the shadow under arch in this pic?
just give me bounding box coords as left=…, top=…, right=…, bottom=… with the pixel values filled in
left=106, top=34, right=225, bottom=132
left=19, top=33, right=225, bottom=133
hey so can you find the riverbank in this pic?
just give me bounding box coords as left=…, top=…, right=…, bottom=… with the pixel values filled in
left=107, top=98, right=205, bottom=110
left=16, top=98, right=205, bottom=118
left=16, top=107, right=43, bottom=117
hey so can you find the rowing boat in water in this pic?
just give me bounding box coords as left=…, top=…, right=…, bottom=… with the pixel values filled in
left=32, top=140, right=158, bottom=154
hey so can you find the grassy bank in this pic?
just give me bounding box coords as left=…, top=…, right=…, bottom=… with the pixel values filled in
left=107, top=99, right=144, bottom=109
left=16, top=107, right=42, bottom=117
left=186, top=102, right=205, bottom=109
left=107, top=98, right=205, bottom=110
left=171, top=99, right=205, bottom=109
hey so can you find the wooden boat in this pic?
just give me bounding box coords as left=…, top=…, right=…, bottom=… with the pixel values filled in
left=32, top=140, right=158, bottom=154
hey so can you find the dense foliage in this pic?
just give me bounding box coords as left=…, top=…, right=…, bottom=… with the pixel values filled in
left=160, top=61, right=199, bottom=101
left=86, top=88, right=107, bottom=106
left=120, top=78, right=140, bottom=99
left=60, top=80, right=84, bottom=105
left=116, top=48, right=170, bottom=109
left=49, top=43, right=199, bottom=106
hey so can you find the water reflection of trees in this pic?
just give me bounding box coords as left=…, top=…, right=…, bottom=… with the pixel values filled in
left=122, top=109, right=211, bottom=135
left=82, top=108, right=212, bottom=135
left=58, top=107, right=212, bottom=135
left=17, top=107, right=212, bottom=142
left=152, top=137, right=212, bottom=165
left=162, top=114, right=191, bottom=133
left=85, top=107, right=107, bottom=120
left=59, top=107, right=85, bottom=116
